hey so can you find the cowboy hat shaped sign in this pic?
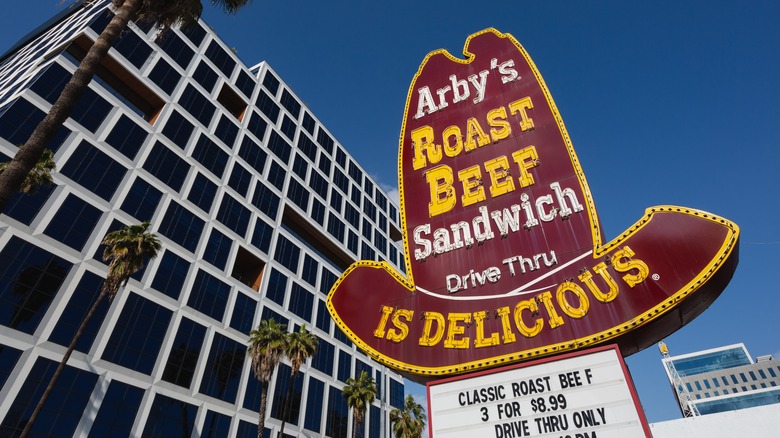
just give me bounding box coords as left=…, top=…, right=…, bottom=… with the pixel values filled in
left=328, top=28, right=739, bottom=381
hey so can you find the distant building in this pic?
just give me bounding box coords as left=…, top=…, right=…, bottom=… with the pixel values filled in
left=0, top=1, right=405, bottom=436
left=662, top=343, right=780, bottom=416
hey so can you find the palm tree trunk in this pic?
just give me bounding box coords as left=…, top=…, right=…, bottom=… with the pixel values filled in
left=19, top=287, right=109, bottom=438
left=0, top=0, right=142, bottom=213
left=258, top=383, right=269, bottom=438
left=352, top=411, right=358, bottom=438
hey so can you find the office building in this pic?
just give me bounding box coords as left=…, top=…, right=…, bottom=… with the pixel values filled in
left=0, top=1, right=405, bottom=436
left=662, top=343, right=780, bottom=416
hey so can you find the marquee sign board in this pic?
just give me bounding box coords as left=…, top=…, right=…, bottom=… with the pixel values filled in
left=427, top=345, right=651, bottom=437
left=327, top=28, right=739, bottom=381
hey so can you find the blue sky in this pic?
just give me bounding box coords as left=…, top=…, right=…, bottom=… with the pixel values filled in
left=3, top=0, right=780, bottom=425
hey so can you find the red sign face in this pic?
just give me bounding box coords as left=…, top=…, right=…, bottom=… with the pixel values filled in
left=327, top=28, right=739, bottom=381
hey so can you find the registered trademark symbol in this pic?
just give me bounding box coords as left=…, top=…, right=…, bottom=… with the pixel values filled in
left=652, top=273, right=660, bottom=281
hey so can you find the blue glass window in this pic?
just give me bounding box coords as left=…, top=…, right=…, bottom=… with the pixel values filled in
left=187, top=172, right=217, bottom=213
left=302, top=111, right=315, bottom=135
left=143, top=141, right=190, bottom=191
left=292, top=153, right=308, bottom=179
left=214, top=114, right=239, bottom=147
left=193, top=61, right=219, bottom=92
left=4, top=182, right=55, bottom=226
left=49, top=271, right=108, bottom=353
left=287, top=178, right=309, bottom=210
left=202, top=411, right=231, bottom=438
left=105, top=114, right=148, bottom=159
left=252, top=181, right=279, bottom=219
left=192, top=134, right=229, bottom=178
left=363, top=197, right=377, bottom=222
left=274, top=235, right=300, bottom=273
left=199, top=333, right=246, bottom=403
left=333, top=168, right=349, bottom=194
left=156, top=31, right=194, bottom=69
left=88, top=380, right=144, bottom=437
left=348, top=161, right=363, bottom=185
left=71, top=87, right=113, bottom=132
left=268, top=131, right=291, bottom=164
left=230, top=292, right=257, bottom=334
left=344, top=203, right=360, bottom=229
left=335, top=147, right=347, bottom=169
left=159, top=201, right=205, bottom=252
left=390, top=379, right=404, bottom=409
left=320, top=269, right=337, bottom=295
left=304, top=377, right=325, bottom=433
left=337, top=350, right=351, bottom=382
left=228, top=163, right=252, bottom=197
left=327, top=215, right=345, bottom=242
left=162, top=317, right=206, bottom=388
left=0, top=357, right=97, bottom=437
left=256, top=90, right=280, bottom=124
left=302, top=255, right=318, bottom=286
left=204, top=227, right=232, bottom=269
left=288, top=282, right=314, bottom=322
left=239, top=136, right=267, bottom=173
left=251, top=217, right=274, bottom=253
left=235, top=69, right=255, bottom=98
left=188, top=269, right=230, bottom=321
left=311, top=199, right=325, bottom=226
left=152, top=250, right=190, bottom=299
left=143, top=393, right=197, bottom=437
left=297, top=134, right=318, bottom=162
left=318, top=153, right=332, bottom=176
left=316, top=128, right=334, bottom=155
left=262, top=71, right=280, bottom=95
left=148, top=58, right=180, bottom=95
left=61, top=140, right=126, bottom=201
left=180, top=22, right=207, bottom=47
left=281, top=114, right=296, bottom=140
left=362, top=242, right=376, bottom=261
left=280, top=89, right=301, bottom=118
left=121, top=177, right=162, bottom=222
left=311, top=338, right=334, bottom=375
left=309, top=171, right=328, bottom=199
left=102, top=293, right=172, bottom=374
left=315, top=299, right=331, bottom=334
left=0, top=237, right=72, bottom=333
left=246, top=111, right=268, bottom=142
left=326, top=386, right=348, bottom=438
left=265, top=269, right=288, bottom=306
left=362, top=218, right=373, bottom=240
left=217, top=194, right=251, bottom=236
left=113, top=28, right=152, bottom=68
left=0, top=97, right=70, bottom=151
left=44, top=194, right=101, bottom=250
left=347, top=230, right=359, bottom=255
left=179, top=84, right=215, bottom=126
left=271, top=363, right=303, bottom=425
left=162, top=110, right=195, bottom=149
left=204, top=40, right=236, bottom=77
left=243, top=374, right=263, bottom=411
left=0, top=345, right=23, bottom=390
left=267, top=160, right=285, bottom=190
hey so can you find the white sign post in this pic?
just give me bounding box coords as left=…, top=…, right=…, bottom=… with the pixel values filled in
left=427, top=345, right=651, bottom=437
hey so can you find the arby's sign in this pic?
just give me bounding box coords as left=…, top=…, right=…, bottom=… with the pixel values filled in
left=327, top=28, right=739, bottom=381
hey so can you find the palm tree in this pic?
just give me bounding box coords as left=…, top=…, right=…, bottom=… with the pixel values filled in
left=389, top=395, right=427, bottom=438
left=343, top=371, right=377, bottom=438
left=0, top=0, right=252, bottom=213
left=278, top=324, right=318, bottom=437
left=0, top=148, right=55, bottom=196
left=20, top=221, right=160, bottom=437
left=248, top=319, right=288, bottom=438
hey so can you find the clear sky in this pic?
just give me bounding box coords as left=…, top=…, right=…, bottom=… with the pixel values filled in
left=3, top=0, right=780, bottom=426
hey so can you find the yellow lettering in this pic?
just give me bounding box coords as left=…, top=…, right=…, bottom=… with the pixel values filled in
left=373, top=305, right=393, bottom=339
left=458, top=165, right=485, bottom=207
left=511, top=145, right=539, bottom=188
left=579, top=262, right=619, bottom=302
left=538, top=291, right=564, bottom=329
left=442, top=125, right=463, bottom=157
left=411, top=125, right=442, bottom=170
left=484, top=155, right=515, bottom=198
left=556, top=281, right=590, bottom=318
left=508, top=96, right=534, bottom=131
left=514, top=299, right=544, bottom=338
left=473, top=311, right=500, bottom=348
left=444, top=313, right=471, bottom=349
left=464, top=117, right=490, bottom=152
left=418, top=312, right=445, bottom=347
left=496, top=306, right=516, bottom=344
left=612, top=246, right=649, bottom=287
left=487, top=106, right=511, bottom=142
left=425, top=165, right=456, bottom=217
left=387, top=309, right=413, bottom=343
